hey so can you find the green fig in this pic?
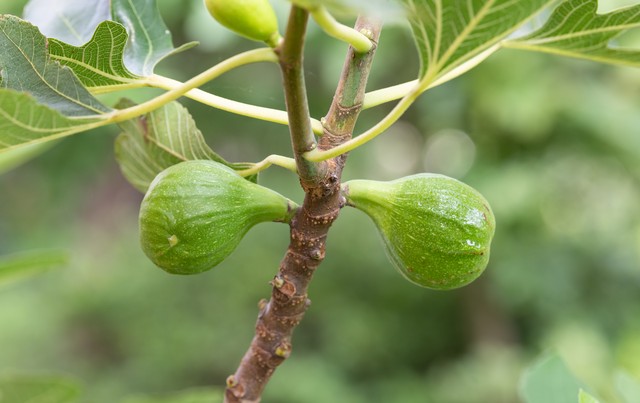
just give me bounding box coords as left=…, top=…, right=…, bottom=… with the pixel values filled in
left=139, top=160, right=296, bottom=275
left=204, top=0, right=281, bottom=47
left=343, top=174, right=495, bottom=290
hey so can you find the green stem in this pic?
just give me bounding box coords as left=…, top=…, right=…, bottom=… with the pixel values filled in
left=310, top=6, right=373, bottom=53
left=103, top=48, right=278, bottom=123
left=363, top=80, right=418, bottom=109
left=146, top=75, right=324, bottom=134
left=236, top=154, right=297, bottom=177
left=279, top=6, right=320, bottom=182
left=305, top=82, right=422, bottom=162
left=361, top=45, right=501, bottom=110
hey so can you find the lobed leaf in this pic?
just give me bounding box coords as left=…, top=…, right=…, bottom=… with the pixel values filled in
left=1, top=1, right=199, bottom=154
left=503, top=0, right=640, bottom=67
left=0, top=15, right=110, bottom=117
left=403, top=0, right=555, bottom=90
left=23, top=0, right=196, bottom=77
left=48, top=21, right=141, bottom=91
left=115, top=100, right=256, bottom=193
left=111, top=0, right=197, bottom=76
left=23, top=0, right=111, bottom=45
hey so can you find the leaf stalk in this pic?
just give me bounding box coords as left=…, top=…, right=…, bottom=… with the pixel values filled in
left=304, top=82, right=422, bottom=162
left=310, top=6, right=373, bottom=53
left=236, top=155, right=297, bottom=177
left=104, top=48, right=278, bottom=123
left=146, top=75, right=324, bottom=134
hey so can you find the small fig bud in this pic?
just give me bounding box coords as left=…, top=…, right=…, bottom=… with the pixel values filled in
left=204, top=0, right=281, bottom=47
left=344, top=174, right=495, bottom=290
left=140, top=160, right=296, bottom=275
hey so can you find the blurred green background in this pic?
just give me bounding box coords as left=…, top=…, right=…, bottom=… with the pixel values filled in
left=1, top=0, right=639, bottom=402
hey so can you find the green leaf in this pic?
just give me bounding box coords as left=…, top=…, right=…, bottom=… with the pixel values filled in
left=0, top=89, right=103, bottom=152
left=520, top=353, right=590, bottom=403
left=111, top=0, right=197, bottom=76
left=0, top=374, right=80, bottom=403
left=0, top=15, right=110, bottom=117
left=23, top=0, right=111, bottom=45
left=115, top=100, right=256, bottom=193
left=578, top=389, right=601, bottom=403
left=48, top=21, right=141, bottom=91
left=616, top=371, right=640, bottom=403
left=0, top=16, right=111, bottom=152
left=503, top=0, right=640, bottom=67
left=403, top=0, right=555, bottom=89
left=121, top=387, right=224, bottom=403
left=23, top=0, right=196, bottom=77
left=0, top=249, right=69, bottom=287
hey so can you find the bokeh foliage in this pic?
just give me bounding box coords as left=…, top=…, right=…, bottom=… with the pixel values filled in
left=0, top=0, right=639, bottom=402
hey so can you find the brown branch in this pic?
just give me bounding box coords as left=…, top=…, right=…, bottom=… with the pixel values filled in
left=224, top=14, right=382, bottom=403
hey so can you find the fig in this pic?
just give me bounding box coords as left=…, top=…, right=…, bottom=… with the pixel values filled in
left=343, top=174, right=495, bottom=290
left=139, top=160, right=296, bottom=275
left=204, top=0, right=281, bottom=47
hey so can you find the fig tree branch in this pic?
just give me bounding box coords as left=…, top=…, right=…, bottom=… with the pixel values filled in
left=320, top=18, right=381, bottom=152
left=223, top=11, right=382, bottom=403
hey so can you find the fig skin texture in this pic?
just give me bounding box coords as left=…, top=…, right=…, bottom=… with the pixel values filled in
left=204, top=0, right=280, bottom=46
left=344, top=174, right=495, bottom=290
left=140, top=160, right=296, bottom=275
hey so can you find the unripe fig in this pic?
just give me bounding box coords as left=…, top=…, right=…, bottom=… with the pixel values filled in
left=140, top=160, right=296, bottom=275
left=343, top=174, right=495, bottom=290
left=204, top=0, right=281, bottom=47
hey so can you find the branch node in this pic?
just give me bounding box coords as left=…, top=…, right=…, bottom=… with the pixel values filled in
left=358, top=27, right=378, bottom=45
left=275, top=342, right=292, bottom=358
left=270, top=275, right=285, bottom=289
left=226, top=375, right=238, bottom=388
left=225, top=376, right=246, bottom=400
left=359, top=27, right=375, bottom=40
left=278, top=279, right=297, bottom=297
left=309, top=249, right=324, bottom=261
left=273, top=289, right=306, bottom=306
